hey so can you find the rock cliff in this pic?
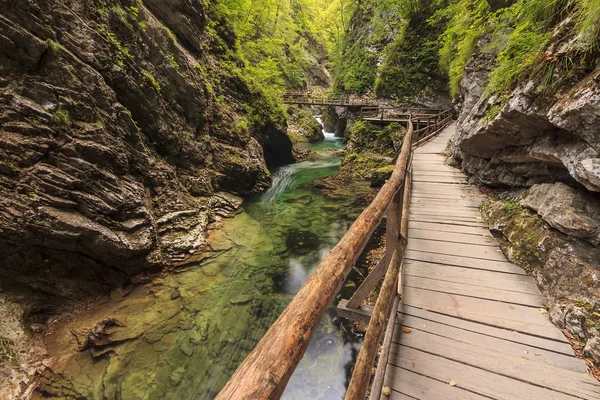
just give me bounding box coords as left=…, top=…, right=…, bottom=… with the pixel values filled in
left=452, top=13, right=600, bottom=363
left=0, top=0, right=293, bottom=307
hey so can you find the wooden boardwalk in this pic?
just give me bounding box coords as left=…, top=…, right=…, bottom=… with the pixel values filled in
left=382, top=124, right=600, bottom=400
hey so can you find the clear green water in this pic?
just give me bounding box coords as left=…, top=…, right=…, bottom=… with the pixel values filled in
left=42, top=123, right=365, bottom=400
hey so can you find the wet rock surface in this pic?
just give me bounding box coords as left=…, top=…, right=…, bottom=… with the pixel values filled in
left=0, top=0, right=292, bottom=308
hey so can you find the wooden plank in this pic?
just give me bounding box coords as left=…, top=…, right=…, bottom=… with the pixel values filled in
left=398, top=305, right=575, bottom=355
left=407, top=238, right=506, bottom=261
left=410, top=217, right=488, bottom=229
left=401, top=287, right=567, bottom=340
left=412, top=177, right=468, bottom=184
left=404, top=260, right=539, bottom=292
left=395, top=313, right=588, bottom=373
left=337, top=299, right=373, bottom=324
left=411, top=197, right=482, bottom=207
left=393, top=329, right=599, bottom=399
left=387, top=346, right=583, bottom=400
left=408, top=228, right=497, bottom=246
left=405, top=250, right=527, bottom=275
left=408, top=216, right=487, bottom=228
left=409, top=208, right=482, bottom=218
left=402, top=276, right=545, bottom=307
left=411, top=200, right=481, bottom=209
left=382, top=367, right=488, bottom=400
left=408, top=221, right=490, bottom=236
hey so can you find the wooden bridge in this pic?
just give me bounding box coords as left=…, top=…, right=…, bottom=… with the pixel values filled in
left=216, top=111, right=600, bottom=399
left=282, top=91, right=381, bottom=107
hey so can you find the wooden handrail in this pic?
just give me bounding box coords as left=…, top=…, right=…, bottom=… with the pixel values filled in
left=345, top=160, right=412, bottom=400
left=215, top=122, right=415, bottom=400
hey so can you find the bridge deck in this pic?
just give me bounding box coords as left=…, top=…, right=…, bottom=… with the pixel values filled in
left=382, top=124, right=600, bottom=399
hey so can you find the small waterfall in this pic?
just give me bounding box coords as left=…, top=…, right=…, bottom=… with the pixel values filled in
left=261, top=158, right=342, bottom=205
left=262, top=165, right=297, bottom=204
left=315, top=116, right=343, bottom=145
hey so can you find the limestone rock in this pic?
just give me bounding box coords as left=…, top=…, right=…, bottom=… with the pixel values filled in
left=520, top=183, right=600, bottom=246
left=481, top=199, right=600, bottom=362
left=0, top=0, right=293, bottom=306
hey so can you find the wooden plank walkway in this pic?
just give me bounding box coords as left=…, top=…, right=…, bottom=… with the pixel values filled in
left=381, top=124, right=600, bottom=399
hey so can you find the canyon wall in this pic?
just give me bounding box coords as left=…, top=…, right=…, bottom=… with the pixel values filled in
left=0, top=0, right=293, bottom=308
left=452, top=14, right=600, bottom=362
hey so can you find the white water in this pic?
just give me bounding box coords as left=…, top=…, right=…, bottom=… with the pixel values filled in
left=315, top=115, right=343, bottom=144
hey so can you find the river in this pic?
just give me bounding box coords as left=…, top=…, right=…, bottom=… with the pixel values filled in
left=40, top=119, right=368, bottom=400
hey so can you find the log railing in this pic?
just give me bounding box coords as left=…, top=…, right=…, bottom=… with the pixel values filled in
left=216, top=109, right=452, bottom=400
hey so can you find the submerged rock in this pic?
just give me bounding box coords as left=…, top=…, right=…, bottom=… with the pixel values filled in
left=286, top=229, right=321, bottom=255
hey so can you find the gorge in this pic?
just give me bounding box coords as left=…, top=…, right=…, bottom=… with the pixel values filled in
left=2, top=0, right=600, bottom=398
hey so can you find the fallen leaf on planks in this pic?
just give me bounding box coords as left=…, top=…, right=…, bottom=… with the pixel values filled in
left=402, top=327, right=412, bottom=333
left=539, top=308, right=548, bottom=314
left=534, top=353, right=542, bottom=356
left=449, top=380, right=457, bottom=387
left=382, top=387, right=392, bottom=396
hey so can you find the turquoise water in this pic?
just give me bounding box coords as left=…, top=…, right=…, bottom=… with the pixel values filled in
left=41, top=119, right=365, bottom=400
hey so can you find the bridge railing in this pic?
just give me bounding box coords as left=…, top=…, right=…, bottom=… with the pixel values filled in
left=216, top=109, right=453, bottom=400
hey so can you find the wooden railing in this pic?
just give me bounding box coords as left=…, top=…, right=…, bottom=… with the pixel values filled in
left=216, top=109, right=453, bottom=400
left=282, top=95, right=381, bottom=107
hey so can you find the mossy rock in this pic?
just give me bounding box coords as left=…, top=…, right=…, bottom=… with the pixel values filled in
left=370, top=165, right=395, bottom=187
left=286, top=106, right=324, bottom=143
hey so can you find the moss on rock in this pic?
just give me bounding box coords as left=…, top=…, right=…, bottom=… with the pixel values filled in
left=339, top=121, right=405, bottom=180
left=370, top=165, right=395, bottom=187
left=286, top=106, right=324, bottom=143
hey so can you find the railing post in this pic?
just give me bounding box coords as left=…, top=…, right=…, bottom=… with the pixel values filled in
left=344, top=158, right=412, bottom=400
left=344, top=180, right=403, bottom=309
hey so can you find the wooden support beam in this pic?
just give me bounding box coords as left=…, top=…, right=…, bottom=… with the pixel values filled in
left=345, top=185, right=402, bottom=309
left=344, top=167, right=412, bottom=400
left=337, top=299, right=374, bottom=324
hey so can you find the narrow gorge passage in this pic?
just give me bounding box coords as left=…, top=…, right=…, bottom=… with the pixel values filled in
left=36, top=122, right=365, bottom=400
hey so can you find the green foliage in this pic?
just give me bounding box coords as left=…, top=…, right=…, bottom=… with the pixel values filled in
left=99, top=26, right=132, bottom=58
left=436, top=0, right=600, bottom=110
left=168, top=54, right=180, bottom=70
left=212, top=0, right=345, bottom=91
left=52, top=107, right=71, bottom=126
left=334, top=0, right=450, bottom=97
left=501, top=201, right=523, bottom=215
left=141, top=69, right=161, bottom=92
left=375, top=11, right=446, bottom=99
left=485, top=20, right=550, bottom=98
left=45, top=38, right=64, bottom=54
left=436, top=0, right=490, bottom=98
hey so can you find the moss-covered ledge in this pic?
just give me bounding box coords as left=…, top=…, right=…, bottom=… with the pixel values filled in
left=481, top=198, right=600, bottom=365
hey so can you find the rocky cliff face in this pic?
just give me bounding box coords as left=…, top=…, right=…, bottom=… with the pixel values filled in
left=0, top=0, right=293, bottom=308
left=453, top=16, right=600, bottom=363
